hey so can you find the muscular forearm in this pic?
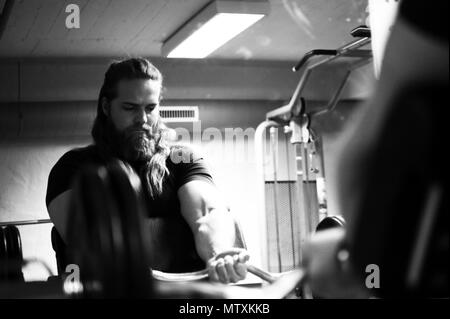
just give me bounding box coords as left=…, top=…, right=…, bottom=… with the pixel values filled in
left=193, top=208, right=236, bottom=262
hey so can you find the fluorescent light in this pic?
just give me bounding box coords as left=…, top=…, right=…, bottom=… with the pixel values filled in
left=167, top=13, right=264, bottom=59
left=162, top=0, right=269, bottom=59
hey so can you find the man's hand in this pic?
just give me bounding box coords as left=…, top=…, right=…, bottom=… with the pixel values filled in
left=207, top=248, right=249, bottom=284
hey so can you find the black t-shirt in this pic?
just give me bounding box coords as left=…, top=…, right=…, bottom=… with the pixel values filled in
left=46, top=144, right=213, bottom=272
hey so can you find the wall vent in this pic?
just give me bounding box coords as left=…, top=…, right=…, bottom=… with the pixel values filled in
left=159, top=106, right=199, bottom=122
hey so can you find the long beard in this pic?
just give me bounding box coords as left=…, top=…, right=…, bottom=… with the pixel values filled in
left=104, top=118, right=171, bottom=199
left=106, top=119, right=156, bottom=163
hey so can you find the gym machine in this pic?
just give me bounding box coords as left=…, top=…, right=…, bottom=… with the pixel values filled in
left=255, top=28, right=372, bottom=269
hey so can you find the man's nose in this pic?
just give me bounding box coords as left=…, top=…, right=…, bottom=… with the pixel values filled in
left=134, top=108, right=148, bottom=125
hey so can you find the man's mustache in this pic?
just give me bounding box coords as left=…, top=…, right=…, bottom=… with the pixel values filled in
left=124, top=124, right=155, bottom=137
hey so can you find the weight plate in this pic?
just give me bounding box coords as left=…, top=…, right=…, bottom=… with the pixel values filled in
left=95, top=164, right=128, bottom=297
left=68, top=164, right=132, bottom=297
left=107, top=160, right=152, bottom=297
left=67, top=165, right=107, bottom=297
left=67, top=162, right=153, bottom=298
left=3, top=226, right=13, bottom=280
left=5, top=226, right=23, bottom=262
left=0, top=228, right=7, bottom=281
left=4, top=226, right=24, bottom=281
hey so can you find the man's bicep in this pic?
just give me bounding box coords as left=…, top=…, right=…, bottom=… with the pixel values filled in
left=47, top=190, right=73, bottom=243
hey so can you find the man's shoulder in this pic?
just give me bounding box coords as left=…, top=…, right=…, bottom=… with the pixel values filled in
left=166, top=143, right=214, bottom=187
left=168, top=143, right=204, bottom=165
left=57, top=144, right=101, bottom=165
left=46, top=145, right=101, bottom=206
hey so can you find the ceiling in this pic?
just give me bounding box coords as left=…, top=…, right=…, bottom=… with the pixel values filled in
left=0, top=0, right=368, bottom=61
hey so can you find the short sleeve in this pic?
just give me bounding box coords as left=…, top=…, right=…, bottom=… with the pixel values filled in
left=169, top=144, right=214, bottom=190
left=45, top=151, right=81, bottom=207
left=46, top=146, right=103, bottom=207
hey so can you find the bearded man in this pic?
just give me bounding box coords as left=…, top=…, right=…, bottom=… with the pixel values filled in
left=46, top=58, right=248, bottom=284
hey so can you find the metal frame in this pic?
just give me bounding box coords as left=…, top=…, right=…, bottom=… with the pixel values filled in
left=266, top=36, right=372, bottom=123
left=256, top=35, right=372, bottom=269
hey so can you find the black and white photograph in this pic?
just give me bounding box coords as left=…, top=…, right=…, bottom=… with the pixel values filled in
left=0, top=0, right=447, bottom=305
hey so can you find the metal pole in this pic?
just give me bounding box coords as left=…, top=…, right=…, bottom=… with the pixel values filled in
left=255, top=120, right=280, bottom=271
left=270, top=127, right=283, bottom=273
left=0, top=219, right=52, bottom=227
left=300, top=142, right=313, bottom=235
left=285, top=137, right=297, bottom=268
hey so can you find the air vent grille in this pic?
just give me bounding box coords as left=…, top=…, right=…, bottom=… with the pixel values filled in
left=159, top=106, right=199, bottom=122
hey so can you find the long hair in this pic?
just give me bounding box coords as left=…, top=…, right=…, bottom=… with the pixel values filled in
left=91, top=58, right=171, bottom=199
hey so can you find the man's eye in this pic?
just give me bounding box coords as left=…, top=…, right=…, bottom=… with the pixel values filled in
left=123, top=105, right=134, bottom=111
left=146, top=106, right=156, bottom=113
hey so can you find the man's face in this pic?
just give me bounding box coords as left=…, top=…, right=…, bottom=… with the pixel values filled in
left=103, top=78, right=162, bottom=162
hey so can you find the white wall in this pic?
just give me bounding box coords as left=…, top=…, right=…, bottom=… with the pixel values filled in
left=0, top=139, right=89, bottom=279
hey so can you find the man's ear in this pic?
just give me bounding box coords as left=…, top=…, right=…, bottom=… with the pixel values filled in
left=101, top=97, right=110, bottom=116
